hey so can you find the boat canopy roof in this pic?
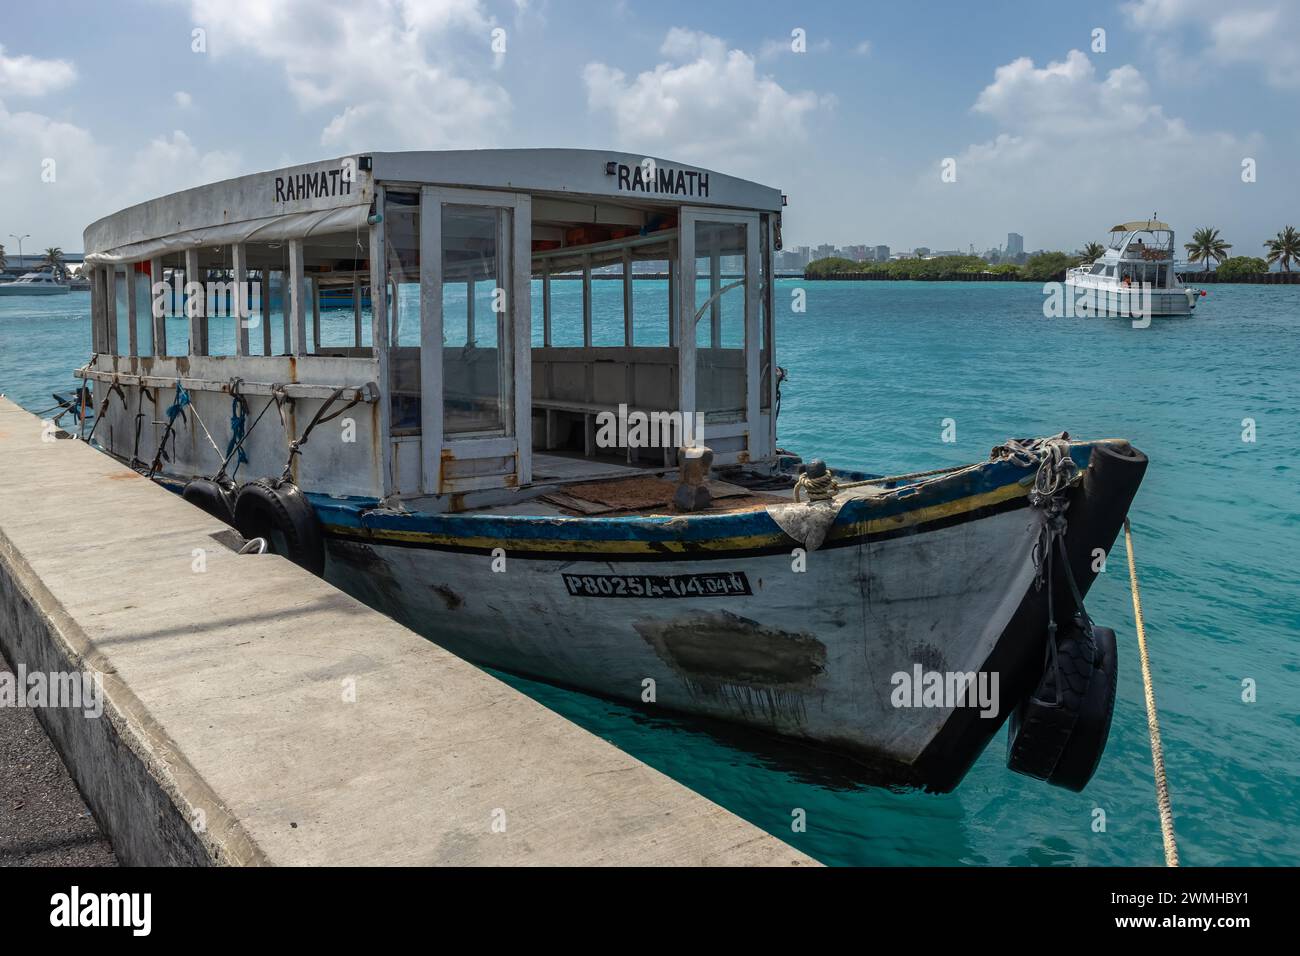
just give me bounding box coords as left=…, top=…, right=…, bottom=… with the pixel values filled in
left=1110, top=220, right=1171, bottom=233
left=83, top=149, right=783, bottom=266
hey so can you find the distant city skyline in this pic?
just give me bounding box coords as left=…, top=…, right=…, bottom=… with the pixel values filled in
left=777, top=233, right=1039, bottom=269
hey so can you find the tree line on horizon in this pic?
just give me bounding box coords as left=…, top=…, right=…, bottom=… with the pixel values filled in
left=805, top=225, right=1300, bottom=280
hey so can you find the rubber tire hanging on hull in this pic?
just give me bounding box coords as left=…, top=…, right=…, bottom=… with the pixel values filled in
left=233, top=478, right=326, bottom=577
left=182, top=478, right=236, bottom=527
left=1006, top=624, right=1118, bottom=792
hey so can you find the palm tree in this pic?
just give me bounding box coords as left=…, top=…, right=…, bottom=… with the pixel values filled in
left=1264, top=226, right=1300, bottom=273
left=1081, top=241, right=1105, bottom=263
left=1183, top=227, right=1231, bottom=274
left=41, top=246, right=67, bottom=279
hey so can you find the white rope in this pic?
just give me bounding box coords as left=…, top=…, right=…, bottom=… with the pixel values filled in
left=1123, top=517, right=1180, bottom=867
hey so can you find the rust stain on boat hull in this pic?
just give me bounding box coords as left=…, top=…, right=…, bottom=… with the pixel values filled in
left=634, top=612, right=827, bottom=724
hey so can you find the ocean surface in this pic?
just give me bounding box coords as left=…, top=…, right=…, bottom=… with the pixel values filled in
left=2, top=280, right=1297, bottom=866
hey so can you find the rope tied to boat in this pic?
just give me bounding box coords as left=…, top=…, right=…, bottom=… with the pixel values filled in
left=212, top=382, right=287, bottom=487
left=224, top=378, right=251, bottom=478
left=1123, top=516, right=1180, bottom=867
left=146, top=379, right=191, bottom=478
left=1007, top=433, right=1090, bottom=708
left=280, top=385, right=365, bottom=483
left=81, top=376, right=128, bottom=445
left=130, top=385, right=155, bottom=468
left=793, top=459, right=838, bottom=502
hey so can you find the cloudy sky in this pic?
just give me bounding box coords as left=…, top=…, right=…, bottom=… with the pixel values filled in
left=2, top=0, right=1297, bottom=255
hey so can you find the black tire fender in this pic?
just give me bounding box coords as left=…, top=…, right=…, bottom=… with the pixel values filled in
left=182, top=478, right=236, bottom=527
left=1007, top=622, right=1118, bottom=791
left=1047, top=625, right=1118, bottom=791
left=233, top=478, right=325, bottom=576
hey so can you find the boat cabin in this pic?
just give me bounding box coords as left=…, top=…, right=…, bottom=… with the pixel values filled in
left=80, top=150, right=783, bottom=509
left=1089, top=220, right=1176, bottom=288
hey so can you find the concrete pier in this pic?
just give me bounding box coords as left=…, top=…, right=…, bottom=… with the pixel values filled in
left=0, top=398, right=810, bottom=866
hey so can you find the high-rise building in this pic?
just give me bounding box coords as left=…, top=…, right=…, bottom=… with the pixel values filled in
left=814, top=243, right=836, bottom=261
left=1006, top=233, right=1024, bottom=258
left=874, top=245, right=890, bottom=262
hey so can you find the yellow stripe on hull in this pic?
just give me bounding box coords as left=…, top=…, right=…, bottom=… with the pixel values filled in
left=324, top=479, right=1030, bottom=556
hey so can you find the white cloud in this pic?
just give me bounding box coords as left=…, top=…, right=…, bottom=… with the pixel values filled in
left=0, top=99, right=107, bottom=251
left=584, top=28, right=825, bottom=171
left=0, top=44, right=77, bottom=97
left=0, top=95, right=245, bottom=250
left=189, top=0, right=511, bottom=149
left=905, top=50, right=1265, bottom=250
left=854, top=40, right=872, bottom=57
left=174, top=90, right=193, bottom=109
left=126, top=130, right=242, bottom=197
left=1123, top=0, right=1300, bottom=88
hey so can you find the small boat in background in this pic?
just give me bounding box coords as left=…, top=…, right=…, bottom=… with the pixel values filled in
left=0, top=271, right=70, bottom=296
left=1065, top=220, right=1197, bottom=317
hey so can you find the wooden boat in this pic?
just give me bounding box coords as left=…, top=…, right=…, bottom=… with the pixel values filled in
left=74, top=150, right=1146, bottom=791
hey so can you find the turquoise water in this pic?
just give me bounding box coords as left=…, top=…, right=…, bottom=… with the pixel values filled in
left=3, top=282, right=1297, bottom=866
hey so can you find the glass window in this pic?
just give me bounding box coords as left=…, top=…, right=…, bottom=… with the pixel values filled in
left=443, top=204, right=511, bottom=436
left=632, top=257, right=671, bottom=347
left=385, top=191, right=421, bottom=433
left=693, top=221, right=747, bottom=421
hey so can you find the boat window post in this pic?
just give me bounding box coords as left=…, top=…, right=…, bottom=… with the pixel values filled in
left=258, top=268, right=271, bottom=355
left=311, top=275, right=321, bottom=353
left=512, top=194, right=533, bottom=486
left=759, top=217, right=769, bottom=434
left=125, top=265, right=139, bottom=358
left=277, top=268, right=290, bottom=355
left=542, top=260, right=551, bottom=348
left=743, top=216, right=761, bottom=459
left=90, top=267, right=106, bottom=355
left=352, top=275, right=363, bottom=347
left=582, top=253, right=592, bottom=347
left=710, top=231, right=722, bottom=349
left=466, top=275, right=475, bottom=346
left=105, top=267, right=119, bottom=356
left=231, top=243, right=248, bottom=357
left=184, top=248, right=204, bottom=356
left=369, top=185, right=395, bottom=498
left=677, top=212, right=696, bottom=420
left=418, top=186, right=443, bottom=495
left=288, top=238, right=307, bottom=355
left=668, top=239, right=678, bottom=347
left=622, top=247, right=633, bottom=346
left=149, top=258, right=166, bottom=356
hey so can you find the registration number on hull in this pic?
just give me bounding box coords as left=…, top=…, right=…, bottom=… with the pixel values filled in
left=561, top=571, right=752, bottom=599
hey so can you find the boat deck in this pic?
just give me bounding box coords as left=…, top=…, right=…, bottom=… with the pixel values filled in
left=467, top=451, right=796, bottom=518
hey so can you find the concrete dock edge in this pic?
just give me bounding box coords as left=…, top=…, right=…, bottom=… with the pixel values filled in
left=0, top=398, right=812, bottom=866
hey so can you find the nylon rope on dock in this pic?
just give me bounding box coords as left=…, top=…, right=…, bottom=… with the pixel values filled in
left=1122, top=516, right=1180, bottom=867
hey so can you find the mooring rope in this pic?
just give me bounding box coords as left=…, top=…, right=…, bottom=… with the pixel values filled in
left=1123, top=516, right=1180, bottom=867
left=793, top=469, right=837, bottom=501
left=212, top=384, right=286, bottom=486
left=280, top=385, right=364, bottom=482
